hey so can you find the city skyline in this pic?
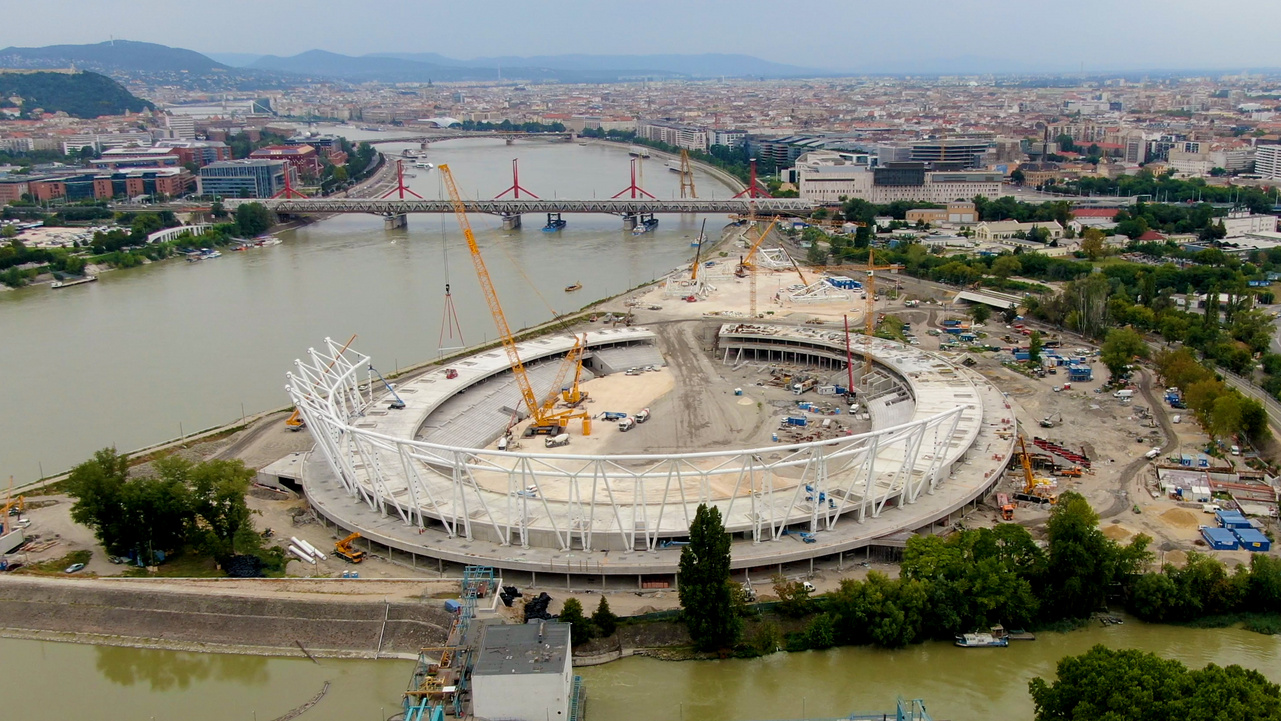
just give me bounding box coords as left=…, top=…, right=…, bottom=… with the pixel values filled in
left=6, top=0, right=1281, bottom=75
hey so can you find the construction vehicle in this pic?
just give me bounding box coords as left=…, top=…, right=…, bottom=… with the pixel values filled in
left=997, top=493, right=1015, bottom=520
left=558, top=335, right=589, bottom=407
left=438, top=164, right=590, bottom=438
left=1039, top=413, right=1061, bottom=428
left=369, top=365, right=407, bottom=410
left=618, top=417, right=636, bottom=432
left=1014, top=435, right=1058, bottom=504
left=334, top=532, right=366, bottom=563
left=635, top=408, right=651, bottom=423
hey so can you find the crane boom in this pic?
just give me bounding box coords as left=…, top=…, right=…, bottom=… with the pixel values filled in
left=439, top=164, right=545, bottom=424
left=540, top=335, right=583, bottom=413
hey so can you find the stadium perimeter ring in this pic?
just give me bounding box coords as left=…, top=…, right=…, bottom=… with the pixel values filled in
left=288, top=325, right=1015, bottom=582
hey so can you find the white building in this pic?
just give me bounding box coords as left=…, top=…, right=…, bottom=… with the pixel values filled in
left=711, top=129, right=746, bottom=148
left=165, top=114, right=196, bottom=140
left=1256, top=145, right=1281, bottom=180
left=638, top=120, right=708, bottom=151
left=974, top=220, right=1065, bottom=241
left=471, top=623, right=574, bottom=721
left=1221, top=211, right=1277, bottom=236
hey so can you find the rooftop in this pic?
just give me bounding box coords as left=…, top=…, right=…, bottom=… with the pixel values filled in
left=473, top=622, right=569, bottom=676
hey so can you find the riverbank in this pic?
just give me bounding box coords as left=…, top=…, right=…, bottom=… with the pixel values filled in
left=0, top=575, right=452, bottom=659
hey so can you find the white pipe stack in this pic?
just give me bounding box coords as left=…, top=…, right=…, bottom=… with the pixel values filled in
left=297, top=538, right=326, bottom=561
left=288, top=545, right=315, bottom=564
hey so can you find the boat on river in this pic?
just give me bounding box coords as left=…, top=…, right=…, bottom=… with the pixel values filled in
left=564, top=282, right=582, bottom=292
left=50, top=275, right=98, bottom=289
left=955, top=632, right=1008, bottom=648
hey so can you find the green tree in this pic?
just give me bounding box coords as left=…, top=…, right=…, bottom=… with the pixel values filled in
left=0, top=225, right=15, bottom=239
left=991, top=254, right=1022, bottom=279
left=1079, top=227, right=1106, bottom=260
left=1010, top=169, right=1026, bottom=185
left=1029, top=645, right=1281, bottom=721
left=1028, top=331, right=1044, bottom=364
left=969, top=304, right=992, bottom=324
left=1044, top=492, right=1151, bottom=619
left=802, top=613, right=837, bottom=649
left=557, top=598, right=594, bottom=645
left=677, top=504, right=741, bottom=651
left=234, top=202, right=274, bottom=237
left=591, top=597, right=618, bottom=638
left=1100, top=327, right=1149, bottom=381
left=155, top=457, right=257, bottom=557
left=771, top=574, right=816, bottom=618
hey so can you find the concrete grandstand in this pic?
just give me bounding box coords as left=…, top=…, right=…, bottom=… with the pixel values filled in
left=288, top=324, right=1014, bottom=585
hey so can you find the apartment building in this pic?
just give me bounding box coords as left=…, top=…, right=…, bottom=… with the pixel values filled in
left=1255, top=145, right=1281, bottom=180
left=637, top=120, right=709, bottom=151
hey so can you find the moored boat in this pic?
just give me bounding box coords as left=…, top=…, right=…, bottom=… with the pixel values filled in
left=564, top=282, right=582, bottom=292
left=955, top=632, right=1008, bottom=648
left=50, top=275, right=98, bottom=289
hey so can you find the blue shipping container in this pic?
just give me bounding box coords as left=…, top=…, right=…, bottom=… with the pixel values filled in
left=1216, top=510, right=1253, bottom=529
left=444, top=599, right=462, bottom=613
left=1232, top=527, right=1272, bottom=552
left=1202, top=527, right=1239, bottom=550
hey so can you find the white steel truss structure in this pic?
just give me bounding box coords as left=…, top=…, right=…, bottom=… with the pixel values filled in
left=287, top=337, right=980, bottom=555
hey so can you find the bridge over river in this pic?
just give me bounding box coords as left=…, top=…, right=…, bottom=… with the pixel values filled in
left=228, top=197, right=817, bottom=229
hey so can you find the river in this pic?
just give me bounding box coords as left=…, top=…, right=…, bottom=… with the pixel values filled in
left=0, top=134, right=731, bottom=482
left=1, top=620, right=1277, bottom=720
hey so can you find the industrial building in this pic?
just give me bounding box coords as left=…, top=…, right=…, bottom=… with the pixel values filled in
left=797, top=156, right=1002, bottom=204
left=471, top=623, right=576, bottom=721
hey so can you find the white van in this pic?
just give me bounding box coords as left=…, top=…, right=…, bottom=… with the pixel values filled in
left=1114, top=389, right=1134, bottom=399
left=1144, top=448, right=1160, bottom=459
left=1172, top=415, right=1181, bottom=424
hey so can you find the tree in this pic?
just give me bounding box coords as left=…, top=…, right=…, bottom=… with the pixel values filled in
left=156, top=457, right=257, bottom=557
left=677, top=504, right=741, bottom=651
left=772, top=574, right=816, bottom=618
left=1029, top=331, right=1043, bottom=364
left=969, top=304, right=992, bottom=324
left=991, top=254, right=1022, bottom=279
left=591, top=597, right=618, bottom=638
left=1044, top=492, right=1151, bottom=619
left=1010, top=169, right=1026, bottom=185
left=1029, top=645, right=1281, bottom=721
left=1080, top=228, right=1106, bottom=260
left=1100, top=327, right=1149, bottom=381
left=234, top=202, right=274, bottom=237
left=0, top=225, right=15, bottom=239
left=558, top=598, right=594, bottom=645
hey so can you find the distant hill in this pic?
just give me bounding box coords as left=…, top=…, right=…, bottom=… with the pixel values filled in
left=0, top=40, right=226, bottom=74
left=204, top=52, right=265, bottom=67
left=0, top=71, right=154, bottom=118
left=250, top=50, right=523, bottom=82
left=376, top=52, right=822, bottom=79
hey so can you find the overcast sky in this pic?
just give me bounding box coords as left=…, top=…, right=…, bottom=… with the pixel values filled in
left=7, top=0, right=1281, bottom=72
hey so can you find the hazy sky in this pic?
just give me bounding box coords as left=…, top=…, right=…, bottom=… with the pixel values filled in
left=6, top=0, right=1281, bottom=71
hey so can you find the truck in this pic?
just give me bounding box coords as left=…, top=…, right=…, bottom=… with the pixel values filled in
left=791, top=378, right=817, bottom=395
left=1114, top=389, right=1134, bottom=399
left=600, top=411, right=628, bottom=421
left=618, top=417, right=636, bottom=432
left=635, top=408, right=651, bottom=423
left=334, top=532, right=367, bottom=564
left=545, top=433, right=570, bottom=448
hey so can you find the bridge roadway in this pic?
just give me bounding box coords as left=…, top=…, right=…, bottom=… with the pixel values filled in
left=363, top=131, right=574, bottom=145
left=230, top=197, right=817, bottom=216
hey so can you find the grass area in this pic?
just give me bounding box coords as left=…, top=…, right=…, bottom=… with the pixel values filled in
left=120, top=552, right=224, bottom=578
left=14, top=549, right=92, bottom=576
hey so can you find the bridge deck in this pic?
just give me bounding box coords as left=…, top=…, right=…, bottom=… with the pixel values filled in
left=234, top=198, right=816, bottom=216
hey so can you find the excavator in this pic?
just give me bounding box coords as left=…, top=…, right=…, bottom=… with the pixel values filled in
left=439, top=164, right=591, bottom=438
left=1014, top=435, right=1058, bottom=505
left=334, top=532, right=366, bottom=563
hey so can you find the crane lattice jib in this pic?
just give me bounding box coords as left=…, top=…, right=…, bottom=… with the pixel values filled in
left=439, top=164, right=545, bottom=423
left=743, top=217, right=780, bottom=268
left=540, top=336, right=582, bottom=413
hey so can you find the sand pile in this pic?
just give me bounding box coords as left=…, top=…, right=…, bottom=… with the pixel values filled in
left=1102, top=524, right=1133, bottom=541
left=1159, top=508, right=1199, bottom=529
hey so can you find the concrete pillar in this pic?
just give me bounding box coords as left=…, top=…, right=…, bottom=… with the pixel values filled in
left=501, top=214, right=522, bottom=230
left=384, top=213, right=407, bottom=230
left=622, top=214, right=638, bottom=230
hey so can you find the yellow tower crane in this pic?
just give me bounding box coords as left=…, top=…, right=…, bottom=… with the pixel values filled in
left=860, top=247, right=900, bottom=381
left=439, top=164, right=589, bottom=436
left=737, top=216, right=780, bottom=318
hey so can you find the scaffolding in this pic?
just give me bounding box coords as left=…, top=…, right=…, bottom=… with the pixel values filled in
left=404, top=566, right=497, bottom=718
left=786, top=279, right=856, bottom=304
